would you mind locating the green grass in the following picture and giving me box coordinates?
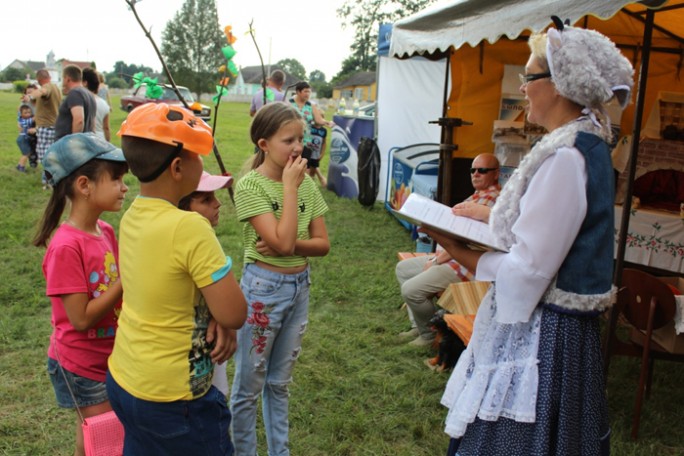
[0,90,683,455]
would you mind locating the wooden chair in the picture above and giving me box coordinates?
[604,268,681,440]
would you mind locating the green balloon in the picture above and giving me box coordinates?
[222,45,236,60]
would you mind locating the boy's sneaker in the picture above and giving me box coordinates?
[16,165,26,173]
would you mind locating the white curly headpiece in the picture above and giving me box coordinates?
[546,17,634,110]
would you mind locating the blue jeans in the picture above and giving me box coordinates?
[106,371,233,455]
[230,263,310,456]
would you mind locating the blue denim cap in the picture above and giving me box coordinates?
[43,133,126,186]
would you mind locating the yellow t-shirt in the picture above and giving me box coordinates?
[108,197,231,401]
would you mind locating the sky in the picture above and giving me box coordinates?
[1,0,355,81]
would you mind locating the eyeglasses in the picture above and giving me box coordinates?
[518,72,552,85]
[470,167,497,175]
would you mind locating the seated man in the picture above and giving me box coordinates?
[395,153,501,347]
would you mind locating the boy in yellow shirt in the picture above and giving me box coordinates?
[106,103,247,455]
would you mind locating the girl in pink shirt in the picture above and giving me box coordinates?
[33,133,128,456]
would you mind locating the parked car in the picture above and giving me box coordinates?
[120,84,212,121]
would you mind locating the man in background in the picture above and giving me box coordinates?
[395,153,501,347]
[249,69,286,116]
[27,69,62,189]
[54,65,96,140]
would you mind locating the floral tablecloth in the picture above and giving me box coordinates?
[615,205,684,274]
[614,204,684,333]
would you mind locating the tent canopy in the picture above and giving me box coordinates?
[391,0,678,58]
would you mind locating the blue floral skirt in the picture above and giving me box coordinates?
[447,304,610,456]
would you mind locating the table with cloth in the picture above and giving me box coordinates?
[614,204,684,333]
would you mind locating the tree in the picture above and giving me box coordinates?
[309,70,326,83]
[336,0,435,79]
[308,69,331,98]
[1,67,26,83]
[275,58,306,81]
[160,0,226,98]
[107,76,128,89]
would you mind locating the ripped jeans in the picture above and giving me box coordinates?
[230,263,310,456]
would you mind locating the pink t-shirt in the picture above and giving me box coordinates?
[43,220,122,382]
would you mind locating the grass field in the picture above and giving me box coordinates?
[0,90,683,455]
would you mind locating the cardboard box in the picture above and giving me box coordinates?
[631,276,684,354]
[437,281,490,315]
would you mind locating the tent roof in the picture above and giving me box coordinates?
[390,0,683,57]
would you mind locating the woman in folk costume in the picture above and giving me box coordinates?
[422,17,634,456]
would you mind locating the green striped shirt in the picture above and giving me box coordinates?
[235,170,328,268]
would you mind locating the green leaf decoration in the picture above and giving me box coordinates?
[213,85,229,103]
[227,61,239,77]
[222,45,236,60]
[144,78,163,99]
[132,72,145,88]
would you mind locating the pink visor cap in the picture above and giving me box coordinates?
[196,171,232,192]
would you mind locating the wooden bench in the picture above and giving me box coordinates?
[437,281,490,346]
[397,251,430,261]
[444,314,476,345]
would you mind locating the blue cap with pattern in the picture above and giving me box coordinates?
[43,133,126,186]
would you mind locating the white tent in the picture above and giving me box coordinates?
[375,41,447,202]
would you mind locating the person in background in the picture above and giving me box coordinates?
[55,65,97,141]
[289,81,335,187]
[33,133,128,456]
[250,69,286,117]
[107,103,246,455]
[231,102,330,455]
[395,153,500,347]
[82,68,111,142]
[27,69,62,189]
[178,171,234,396]
[15,104,37,172]
[96,71,112,111]
[423,21,634,455]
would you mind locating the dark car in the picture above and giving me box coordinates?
[120,84,212,121]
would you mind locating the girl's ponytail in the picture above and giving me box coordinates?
[252,148,266,169]
[32,180,70,247]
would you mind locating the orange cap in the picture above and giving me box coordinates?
[118,103,214,156]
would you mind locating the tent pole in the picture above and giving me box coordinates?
[603,6,655,379]
[441,51,451,119]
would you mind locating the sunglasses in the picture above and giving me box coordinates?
[518,72,552,84]
[470,167,497,175]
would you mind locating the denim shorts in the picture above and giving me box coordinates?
[47,357,108,408]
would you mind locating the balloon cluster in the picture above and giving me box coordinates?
[132,72,163,99]
[214,25,239,103]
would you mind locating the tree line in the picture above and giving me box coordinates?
[2,0,436,98]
